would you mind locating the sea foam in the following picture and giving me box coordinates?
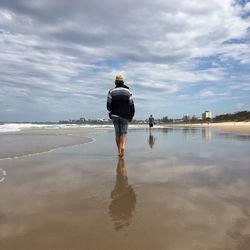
[0,123,152,133]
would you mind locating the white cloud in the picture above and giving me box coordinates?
[197,89,229,100]
[229,83,250,91]
[0,9,13,22]
[244,2,250,12]
[0,0,249,120]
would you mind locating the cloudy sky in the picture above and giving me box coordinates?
[0,0,249,121]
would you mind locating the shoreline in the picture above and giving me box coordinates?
[0,132,94,160]
[1,122,250,136]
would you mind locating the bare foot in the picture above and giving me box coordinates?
[119,147,125,158]
[118,148,121,157]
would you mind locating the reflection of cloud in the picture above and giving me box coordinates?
[129,159,250,249]
[0,156,112,239]
[127,142,250,247]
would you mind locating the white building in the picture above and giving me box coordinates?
[202,111,213,120]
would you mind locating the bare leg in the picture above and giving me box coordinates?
[119,135,127,158]
[116,136,121,155]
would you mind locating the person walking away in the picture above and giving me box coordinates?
[149,114,154,130]
[107,75,135,157]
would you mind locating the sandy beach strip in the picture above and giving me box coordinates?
[166,122,250,134]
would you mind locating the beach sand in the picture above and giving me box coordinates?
[0,126,250,250]
[165,121,250,134]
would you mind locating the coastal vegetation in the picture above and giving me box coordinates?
[159,111,250,124]
[213,111,250,122]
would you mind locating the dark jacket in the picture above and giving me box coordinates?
[107,84,135,120]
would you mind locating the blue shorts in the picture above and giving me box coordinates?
[112,116,128,136]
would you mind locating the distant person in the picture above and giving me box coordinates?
[109,157,136,231]
[149,114,154,129]
[107,75,135,158]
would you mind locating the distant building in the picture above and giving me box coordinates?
[183,114,190,122]
[202,111,213,120]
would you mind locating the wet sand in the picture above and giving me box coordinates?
[0,134,92,159]
[0,127,250,250]
[171,122,250,134]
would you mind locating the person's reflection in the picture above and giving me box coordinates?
[148,130,156,148]
[109,158,136,231]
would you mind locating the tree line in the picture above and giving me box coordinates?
[159,110,250,123]
[213,111,250,122]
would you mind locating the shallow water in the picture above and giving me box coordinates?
[0,128,250,250]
